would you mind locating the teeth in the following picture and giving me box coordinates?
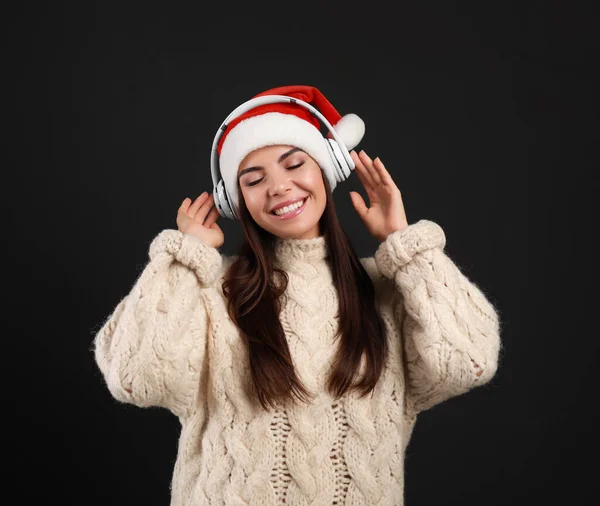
[274,199,305,216]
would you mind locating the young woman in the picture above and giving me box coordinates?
[94,85,501,506]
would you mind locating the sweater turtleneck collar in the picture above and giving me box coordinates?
[274,234,329,267]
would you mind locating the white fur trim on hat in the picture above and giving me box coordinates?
[220,112,338,217]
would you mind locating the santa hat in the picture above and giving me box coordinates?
[217,85,365,217]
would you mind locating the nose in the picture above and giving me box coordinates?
[267,171,293,197]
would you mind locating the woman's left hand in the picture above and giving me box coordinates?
[349,150,409,242]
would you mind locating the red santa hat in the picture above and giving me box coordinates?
[217,85,365,216]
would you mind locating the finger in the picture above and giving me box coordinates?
[188,192,208,218]
[203,205,219,228]
[349,191,368,218]
[351,150,376,191]
[373,157,397,189]
[193,193,214,223]
[179,197,191,213]
[177,198,191,225]
[359,150,382,186]
[176,204,190,229]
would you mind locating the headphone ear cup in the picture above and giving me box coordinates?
[325,138,353,183]
[214,179,237,220]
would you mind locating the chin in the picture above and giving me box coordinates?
[263,219,321,240]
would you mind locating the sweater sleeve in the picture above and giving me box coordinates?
[93,229,223,419]
[374,219,501,414]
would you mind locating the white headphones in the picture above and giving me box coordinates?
[210,95,356,220]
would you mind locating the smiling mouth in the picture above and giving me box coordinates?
[270,198,308,216]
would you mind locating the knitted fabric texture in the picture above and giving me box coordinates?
[93,219,501,506]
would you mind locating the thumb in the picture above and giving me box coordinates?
[349,191,368,217]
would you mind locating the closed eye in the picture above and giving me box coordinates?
[246,162,305,187]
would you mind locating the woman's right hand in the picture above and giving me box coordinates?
[176,192,225,249]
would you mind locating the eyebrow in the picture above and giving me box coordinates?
[238,147,304,180]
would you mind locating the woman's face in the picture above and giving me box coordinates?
[238,145,327,240]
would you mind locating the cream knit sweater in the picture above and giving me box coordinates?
[94,219,501,506]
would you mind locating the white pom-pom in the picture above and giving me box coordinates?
[333,113,365,150]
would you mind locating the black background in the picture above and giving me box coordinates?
[5,1,596,505]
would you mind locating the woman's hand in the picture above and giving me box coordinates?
[349,150,409,242]
[176,192,225,249]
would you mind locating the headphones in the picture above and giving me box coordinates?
[210,95,356,220]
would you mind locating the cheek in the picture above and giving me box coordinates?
[300,168,325,191]
[305,173,327,201]
[241,191,264,214]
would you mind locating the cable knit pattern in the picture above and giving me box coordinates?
[149,229,223,287]
[374,220,446,277]
[93,220,501,505]
[375,220,501,413]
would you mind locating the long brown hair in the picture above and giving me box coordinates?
[222,171,388,411]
